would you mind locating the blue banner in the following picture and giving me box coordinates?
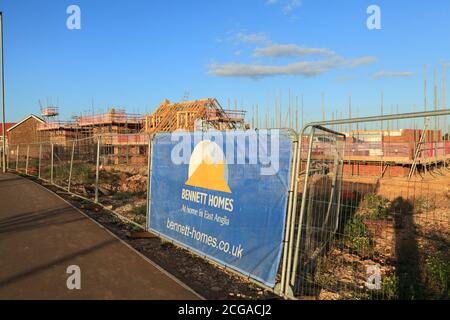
[148,130,293,287]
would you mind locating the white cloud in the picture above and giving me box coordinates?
[373,71,415,79]
[212,30,377,79]
[208,56,376,79]
[209,55,375,79]
[254,44,335,58]
[235,32,271,45]
[218,31,272,46]
[336,75,357,82]
[209,60,337,79]
[346,56,378,67]
[283,0,302,16]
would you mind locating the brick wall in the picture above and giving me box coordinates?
[344,163,409,177]
[8,117,46,145]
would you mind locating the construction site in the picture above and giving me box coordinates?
[5,93,448,179]
[1,0,450,306]
[1,87,449,300]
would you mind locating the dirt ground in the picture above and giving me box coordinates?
[311,169,450,300]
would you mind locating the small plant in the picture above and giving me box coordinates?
[369,274,399,300]
[380,274,400,300]
[132,215,146,225]
[425,254,450,298]
[361,193,389,220]
[132,204,147,217]
[130,224,142,232]
[112,191,145,200]
[109,216,122,225]
[342,216,374,258]
[414,196,436,214]
[72,163,95,184]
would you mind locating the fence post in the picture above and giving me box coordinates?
[15,145,19,172]
[278,134,299,296]
[50,143,54,184]
[94,136,100,203]
[38,144,42,179]
[285,126,316,297]
[146,134,152,231]
[25,145,30,175]
[67,141,75,192]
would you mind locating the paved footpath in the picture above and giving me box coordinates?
[0,173,201,300]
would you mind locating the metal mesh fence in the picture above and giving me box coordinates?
[3,112,449,299]
[6,134,150,230]
[97,134,149,227]
[286,114,450,300]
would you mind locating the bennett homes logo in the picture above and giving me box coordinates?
[171,130,281,176]
[185,140,231,193]
[181,139,234,217]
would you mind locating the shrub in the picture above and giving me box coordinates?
[72,163,94,184]
[369,274,400,300]
[361,193,389,220]
[425,254,450,298]
[380,274,400,300]
[132,204,147,217]
[343,216,374,258]
[414,196,436,214]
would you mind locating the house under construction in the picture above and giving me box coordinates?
[34,98,248,166]
[143,98,247,133]
[342,129,449,177]
[37,106,144,144]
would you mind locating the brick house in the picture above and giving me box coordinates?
[7,114,47,146]
[0,122,16,147]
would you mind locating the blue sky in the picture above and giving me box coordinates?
[0,0,449,123]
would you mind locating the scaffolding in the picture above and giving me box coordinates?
[143,98,247,133]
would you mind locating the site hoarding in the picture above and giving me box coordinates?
[147,130,294,287]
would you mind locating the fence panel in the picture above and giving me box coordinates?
[52,143,72,188]
[26,143,40,177]
[97,134,150,228]
[67,137,98,201]
[287,111,450,300]
[147,129,297,288]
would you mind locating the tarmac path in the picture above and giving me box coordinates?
[0,173,201,300]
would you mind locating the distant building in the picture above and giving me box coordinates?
[7,115,46,146]
[341,129,446,177]
[0,122,16,147]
